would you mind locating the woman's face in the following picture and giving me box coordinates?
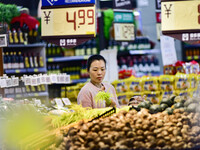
[88,60,106,84]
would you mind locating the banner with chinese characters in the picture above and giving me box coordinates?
[41,0,96,48]
[161,0,200,44]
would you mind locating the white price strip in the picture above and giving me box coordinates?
[55,98,64,108]
[114,23,135,41]
[41,6,96,36]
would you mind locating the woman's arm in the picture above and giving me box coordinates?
[77,88,93,108]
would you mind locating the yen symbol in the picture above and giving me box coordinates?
[43,11,51,24]
[164,4,172,18]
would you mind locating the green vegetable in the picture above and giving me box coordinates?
[160,98,173,107]
[95,91,113,106]
[149,104,162,114]
[138,101,150,109]
[160,103,168,111]
[174,102,184,109]
[165,107,174,115]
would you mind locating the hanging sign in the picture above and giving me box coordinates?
[114,23,135,41]
[161,0,200,44]
[113,10,135,41]
[42,0,95,7]
[113,0,132,9]
[41,0,96,48]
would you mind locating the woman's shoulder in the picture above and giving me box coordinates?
[79,82,93,93]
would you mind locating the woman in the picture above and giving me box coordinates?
[77,54,120,108]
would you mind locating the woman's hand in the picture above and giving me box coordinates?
[106,99,116,107]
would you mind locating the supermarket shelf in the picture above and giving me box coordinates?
[7,43,46,48]
[183,44,200,48]
[47,55,90,63]
[71,78,88,84]
[5,68,27,74]
[135,72,161,77]
[118,49,160,56]
[6,92,49,98]
[5,67,47,74]
[27,67,47,73]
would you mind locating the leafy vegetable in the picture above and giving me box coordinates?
[95,91,113,106]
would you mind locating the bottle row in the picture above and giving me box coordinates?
[3,51,44,70]
[185,48,200,61]
[108,38,151,51]
[46,43,64,57]
[118,55,160,79]
[47,61,89,80]
[8,25,39,45]
[5,84,46,95]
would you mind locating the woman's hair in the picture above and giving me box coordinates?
[87,54,106,71]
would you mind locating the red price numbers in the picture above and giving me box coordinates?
[66,9,94,31]
[122,25,134,39]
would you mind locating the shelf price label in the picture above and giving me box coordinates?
[42,6,95,37]
[114,23,135,41]
[161,0,200,44]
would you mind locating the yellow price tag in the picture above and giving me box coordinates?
[34,69,39,72]
[15,70,20,73]
[42,6,96,36]
[48,58,54,62]
[162,1,200,32]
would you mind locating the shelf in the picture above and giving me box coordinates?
[135,72,161,77]
[47,55,89,63]
[27,67,47,73]
[6,92,49,98]
[183,44,200,48]
[71,79,88,84]
[7,43,46,48]
[5,68,27,74]
[4,67,47,74]
[118,49,160,56]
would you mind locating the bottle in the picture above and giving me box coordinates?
[7,52,12,69]
[14,52,19,68]
[33,53,38,68]
[56,46,61,57]
[8,30,14,44]
[10,52,15,69]
[18,28,24,44]
[18,52,24,69]
[52,44,56,56]
[38,54,44,67]
[12,29,19,44]
[28,53,34,68]
[24,53,30,68]
[92,40,98,55]
[3,52,7,70]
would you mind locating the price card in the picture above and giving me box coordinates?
[114,23,135,41]
[50,74,58,83]
[64,74,71,83]
[46,75,51,84]
[0,34,7,47]
[40,75,46,84]
[36,77,41,85]
[24,76,31,85]
[41,6,96,37]
[54,98,64,108]
[31,76,38,86]
[1,79,7,88]
[62,98,71,106]
[6,79,12,87]
[12,77,19,87]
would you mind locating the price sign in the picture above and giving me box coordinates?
[114,23,135,41]
[42,6,95,36]
[161,0,200,43]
